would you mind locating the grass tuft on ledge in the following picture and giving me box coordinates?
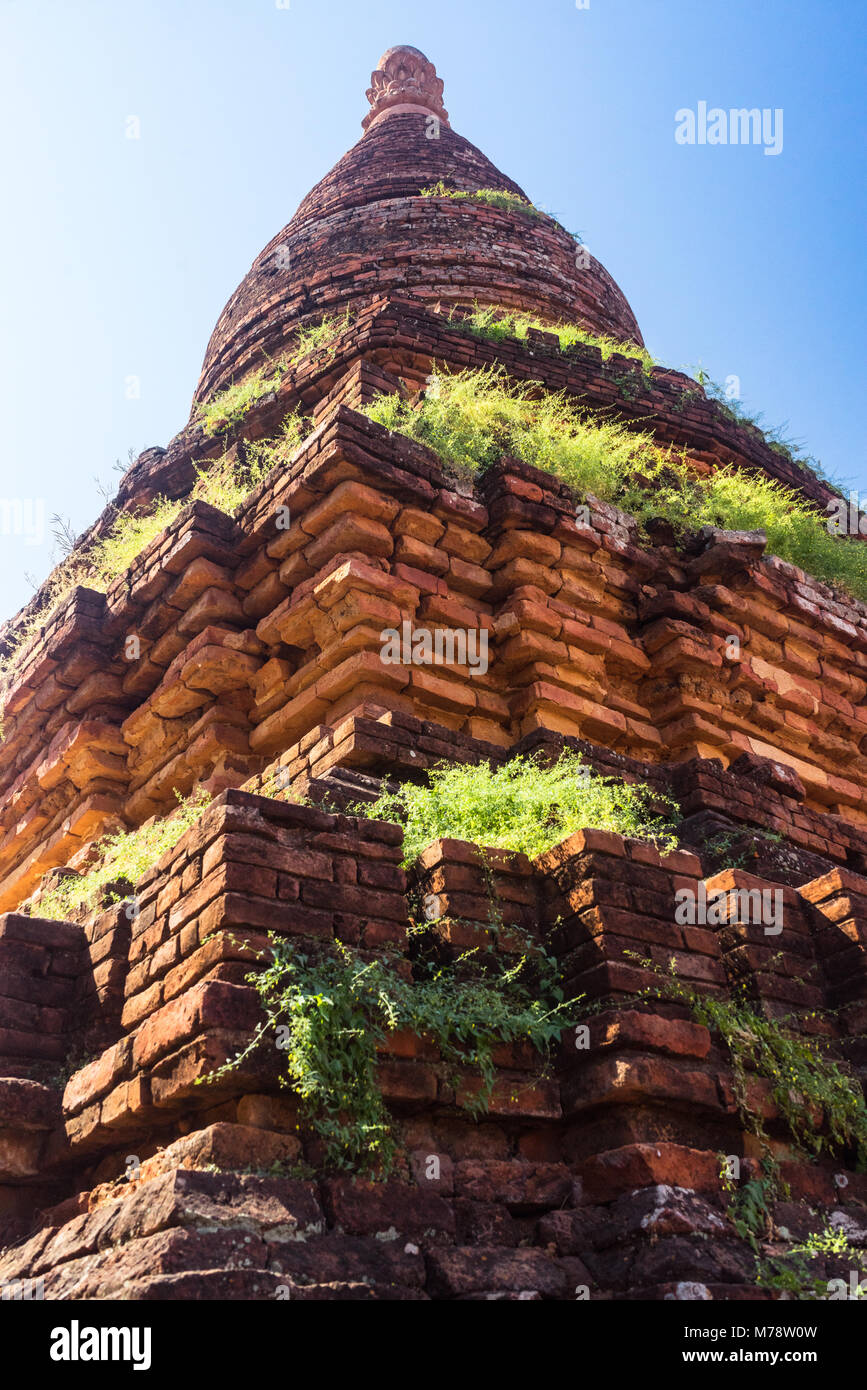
[449,304,657,377]
[0,412,308,686]
[30,790,212,922]
[420,182,546,220]
[361,367,867,602]
[196,309,353,437]
[362,363,660,492]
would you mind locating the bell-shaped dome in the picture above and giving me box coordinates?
[194,46,643,406]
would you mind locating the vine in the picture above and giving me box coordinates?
[635,955,867,1169]
[200,920,582,1178]
[635,955,867,1297]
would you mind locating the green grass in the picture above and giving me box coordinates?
[618,456,867,599]
[448,309,831,489]
[89,497,190,584]
[288,307,353,362]
[450,304,657,377]
[692,369,839,491]
[362,367,867,602]
[361,364,661,492]
[351,749,680,866]
[192,411,307,514]
[0,411,307,685]
[30,790,212,921]
[420,181,546,220]
[196,359,288,437]
[196,310,353,436]
[0,498,189,685]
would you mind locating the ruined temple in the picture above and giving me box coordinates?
[0,46,865,1302]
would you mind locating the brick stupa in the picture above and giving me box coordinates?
[0,47,865,1302]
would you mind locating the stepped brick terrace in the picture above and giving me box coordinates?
[1,46,865,1302]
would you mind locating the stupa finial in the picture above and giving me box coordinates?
[363,45,450,131]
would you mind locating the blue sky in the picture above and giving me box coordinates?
[0,0,864,619]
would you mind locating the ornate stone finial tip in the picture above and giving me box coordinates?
[363,45,449,132]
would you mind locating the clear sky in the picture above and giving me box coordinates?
[0,0,864,619]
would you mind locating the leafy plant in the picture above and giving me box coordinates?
[756,1223,867,1300]
[352,749,679,867]
[721,1163,867,1299]
[608,370,642,400]
[720,1155,777,1254]
[191,413,307,514]
[670,384,704,414]
[702,827,785,872]
[651,958,867,1297]
[201,922,580,1176]
[639,957,867,1167]
[30,789,212,921]
[47,1045,98,1092]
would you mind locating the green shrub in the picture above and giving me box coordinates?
[100,410,304,562]
[31,790,212,921]
[618,457,867,600]
[352,750,679,867]
[202,750,673,1173]
[87,497,189,585]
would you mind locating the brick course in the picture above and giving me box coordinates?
[0,46,864,1301]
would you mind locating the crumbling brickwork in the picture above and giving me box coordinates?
[1,46,865,1301]
[1,794,866,1299]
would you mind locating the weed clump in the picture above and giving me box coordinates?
[352,749,680,867]
[362,364,660,493]
[640,957,867,1168]
[451,304,657,377]
[0,411,307,684]
[362,368,867,602]
[31,790,212,922]
[420,182,546,220]
[196,309,352,437]
[203,924,580,1176]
